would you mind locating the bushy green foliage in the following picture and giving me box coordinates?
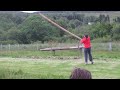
[0,11,120,44]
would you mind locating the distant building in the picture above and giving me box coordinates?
[88,22,94,25]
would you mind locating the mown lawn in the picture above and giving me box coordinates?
[0,49,120,79]
[0,57,120,79]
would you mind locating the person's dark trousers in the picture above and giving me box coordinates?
[84,47,93,63]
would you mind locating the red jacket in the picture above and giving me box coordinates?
[80,36,91,48]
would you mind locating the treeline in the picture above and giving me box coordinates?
[0,11,120,44]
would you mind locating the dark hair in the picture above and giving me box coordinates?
[85,34,88,38]
[70,68,92,79]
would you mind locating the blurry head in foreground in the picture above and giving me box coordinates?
[70,68,92,79]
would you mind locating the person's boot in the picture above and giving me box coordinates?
[85,62,88,65]
[91,61,94,64]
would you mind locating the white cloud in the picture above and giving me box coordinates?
[21,11,39,13]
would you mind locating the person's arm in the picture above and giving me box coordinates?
[80,37,85,44]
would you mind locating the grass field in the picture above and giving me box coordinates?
[0,50,120,79]
[0,42,120,79]
[0,57,120,79]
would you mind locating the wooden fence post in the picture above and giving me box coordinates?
[8,44,10,51]
[109,42,112,51]
[1,44,2,50]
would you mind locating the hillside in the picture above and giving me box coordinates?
[0,11,120,44]
[37,11,120,22]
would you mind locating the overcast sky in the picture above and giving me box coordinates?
[21,11,39,13]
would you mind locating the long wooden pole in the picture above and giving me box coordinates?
[39,13,81,40]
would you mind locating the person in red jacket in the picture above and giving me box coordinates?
[80,34,93,65]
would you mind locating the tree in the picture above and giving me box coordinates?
[111,23,120,41]
[7,27,22,44]
[19,15,60,44]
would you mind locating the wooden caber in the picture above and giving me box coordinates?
[39,13,83,56]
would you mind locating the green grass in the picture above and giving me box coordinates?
[0,50,82,59]
[0,50,120,59]
[0,44,120,79]
[0,57,120,79]
[93,51,120,59]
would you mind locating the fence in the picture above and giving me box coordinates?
[0,42,120,51]
[92,42,120,51]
